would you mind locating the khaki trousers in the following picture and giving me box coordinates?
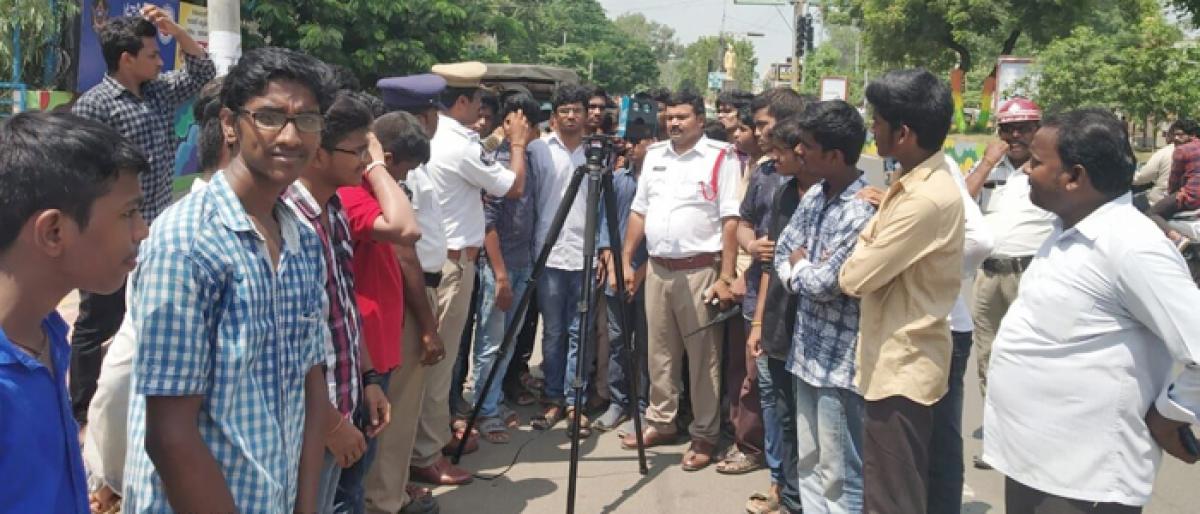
[969,268,1023,397]
[644,261,723,443]
[411,256,476,467]
[363,288,436,513]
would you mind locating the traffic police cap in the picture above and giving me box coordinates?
[431,61,488,88]
[377,74,448,111]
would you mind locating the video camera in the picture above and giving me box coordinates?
[583,134,615,170]
[616,94,658,143]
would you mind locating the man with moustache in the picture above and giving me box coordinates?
[961,98,1055,469]
[619,91,741,471]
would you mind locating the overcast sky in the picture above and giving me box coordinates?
[596,0,798,83]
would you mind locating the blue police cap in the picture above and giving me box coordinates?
[377,74,448,111]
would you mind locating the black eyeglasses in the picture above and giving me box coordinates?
[332,147,370,160]
[239,109,324,133]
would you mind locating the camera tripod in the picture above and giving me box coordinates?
[452,136,648,514]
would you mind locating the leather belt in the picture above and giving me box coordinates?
[424,272,442,288]
[447,247,480,263]
[982,256,1033,274]
[650,252,719,271]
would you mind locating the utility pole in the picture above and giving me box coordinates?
[791,0,804,90]
[207,0,242,75]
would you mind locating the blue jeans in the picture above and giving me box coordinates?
[537,268,584,404]
[604,290,648,413]
[758,355,803,513]
[471,262,532,417]
[793,379,865,514]
[927,330,973,514]
[333,371,391,514]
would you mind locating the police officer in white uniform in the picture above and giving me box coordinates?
[619,91,742,472]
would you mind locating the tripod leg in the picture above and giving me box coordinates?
[600,172,649,475]
[566,166,604,514]
[453,164,590,465]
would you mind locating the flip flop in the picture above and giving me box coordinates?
[479,416,510,444]
[530,403,565,430]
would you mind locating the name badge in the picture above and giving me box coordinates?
[651,166,667,172]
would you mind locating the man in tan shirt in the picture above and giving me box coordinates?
[839,69,965,514]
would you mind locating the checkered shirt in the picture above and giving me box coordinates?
[283,182,363,415]
[123,172,329,513]
[1171,139,1200,210]
[775,176,875,391]
[72,52,216,222]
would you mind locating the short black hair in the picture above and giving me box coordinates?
[704,120,728,142]
[1041,108,1135,198]
[321,90,375,151]
[737,106,754,128]
[750,87,807,122]
[374,111,431,164]
[479,90,500,116]
[648,87,672,104]
[589,86,609,104]
[329,64,361,91]
[717,90,753,111]
[552,84,591,110]
[221,47,335,113]
[99,16,157,73]
[865,68,953,152]
[502,92,542,126]
[439,86,478,110]
[666,90,705,118]
[794,100,867,165]
[1174,119,1200,137]
[194,79,226,173]
[0,112,149,251]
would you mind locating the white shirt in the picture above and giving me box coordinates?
[947,156,994,332]
[531,133,589,270]
[1133,143,1174,206]
[982,194,1200,506]
[405,166,448,274]
[975,156,1055,257]
[631,137,741,258]
[425,114,516,249]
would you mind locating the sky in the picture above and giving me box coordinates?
[596,0,801,84]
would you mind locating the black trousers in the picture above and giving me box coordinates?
[864,395,934,514]
[1006,478,1142,514]
[69,286,126,423]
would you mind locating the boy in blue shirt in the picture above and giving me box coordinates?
[0,111,149,512]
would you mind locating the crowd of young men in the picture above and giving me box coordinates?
[1,9,1198,514]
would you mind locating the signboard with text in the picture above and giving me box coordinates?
[819,77,849,101]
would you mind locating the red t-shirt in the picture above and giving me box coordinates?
[338,182,405,373]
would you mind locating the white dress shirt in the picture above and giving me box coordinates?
[425,113,516,249]
[630,136,742,258]
[983,194,1200,506]
[531,133,589,271]
[976,155,1055,257]
[403,166,447,274]
[947,156,994,332]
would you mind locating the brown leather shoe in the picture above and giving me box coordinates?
[681,439,716,471]
[442,431,479,456]
[410,457,473,486]
[619,426,678,450]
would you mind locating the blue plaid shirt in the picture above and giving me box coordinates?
[72,52,216,222]
[774,175,875,390]
[124,172,329,513]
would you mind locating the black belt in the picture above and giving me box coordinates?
[424,272,442,288]
[982,256,1033,274]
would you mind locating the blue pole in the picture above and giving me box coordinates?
[12,23,21,84]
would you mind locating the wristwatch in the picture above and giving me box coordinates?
[363,369,386,387]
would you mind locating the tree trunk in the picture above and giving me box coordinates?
[1000,29,1022,56]
[946,36,971,72]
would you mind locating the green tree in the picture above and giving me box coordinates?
[0,0,78,88]
[667,36,757,92]
[613,13,685,61]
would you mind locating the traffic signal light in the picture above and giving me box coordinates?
[805,15,814,53]
[795,15,807,58]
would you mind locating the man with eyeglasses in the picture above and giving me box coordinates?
[123,47,334,513]
[962,97,1056,470]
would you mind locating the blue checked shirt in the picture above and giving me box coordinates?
[124,172,329,513]
[72,52,216,222]
[774,175,875,390]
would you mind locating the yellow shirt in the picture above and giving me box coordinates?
[839,151,965,405]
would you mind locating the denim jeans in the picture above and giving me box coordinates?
[604,290,649,413]
[758,355,803,513]
[927,330,973,514]
[793,379,865,514]
[537,268,584,404]
[333,371,391,514]
[317,451,342,513]
[470,262,532,417]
